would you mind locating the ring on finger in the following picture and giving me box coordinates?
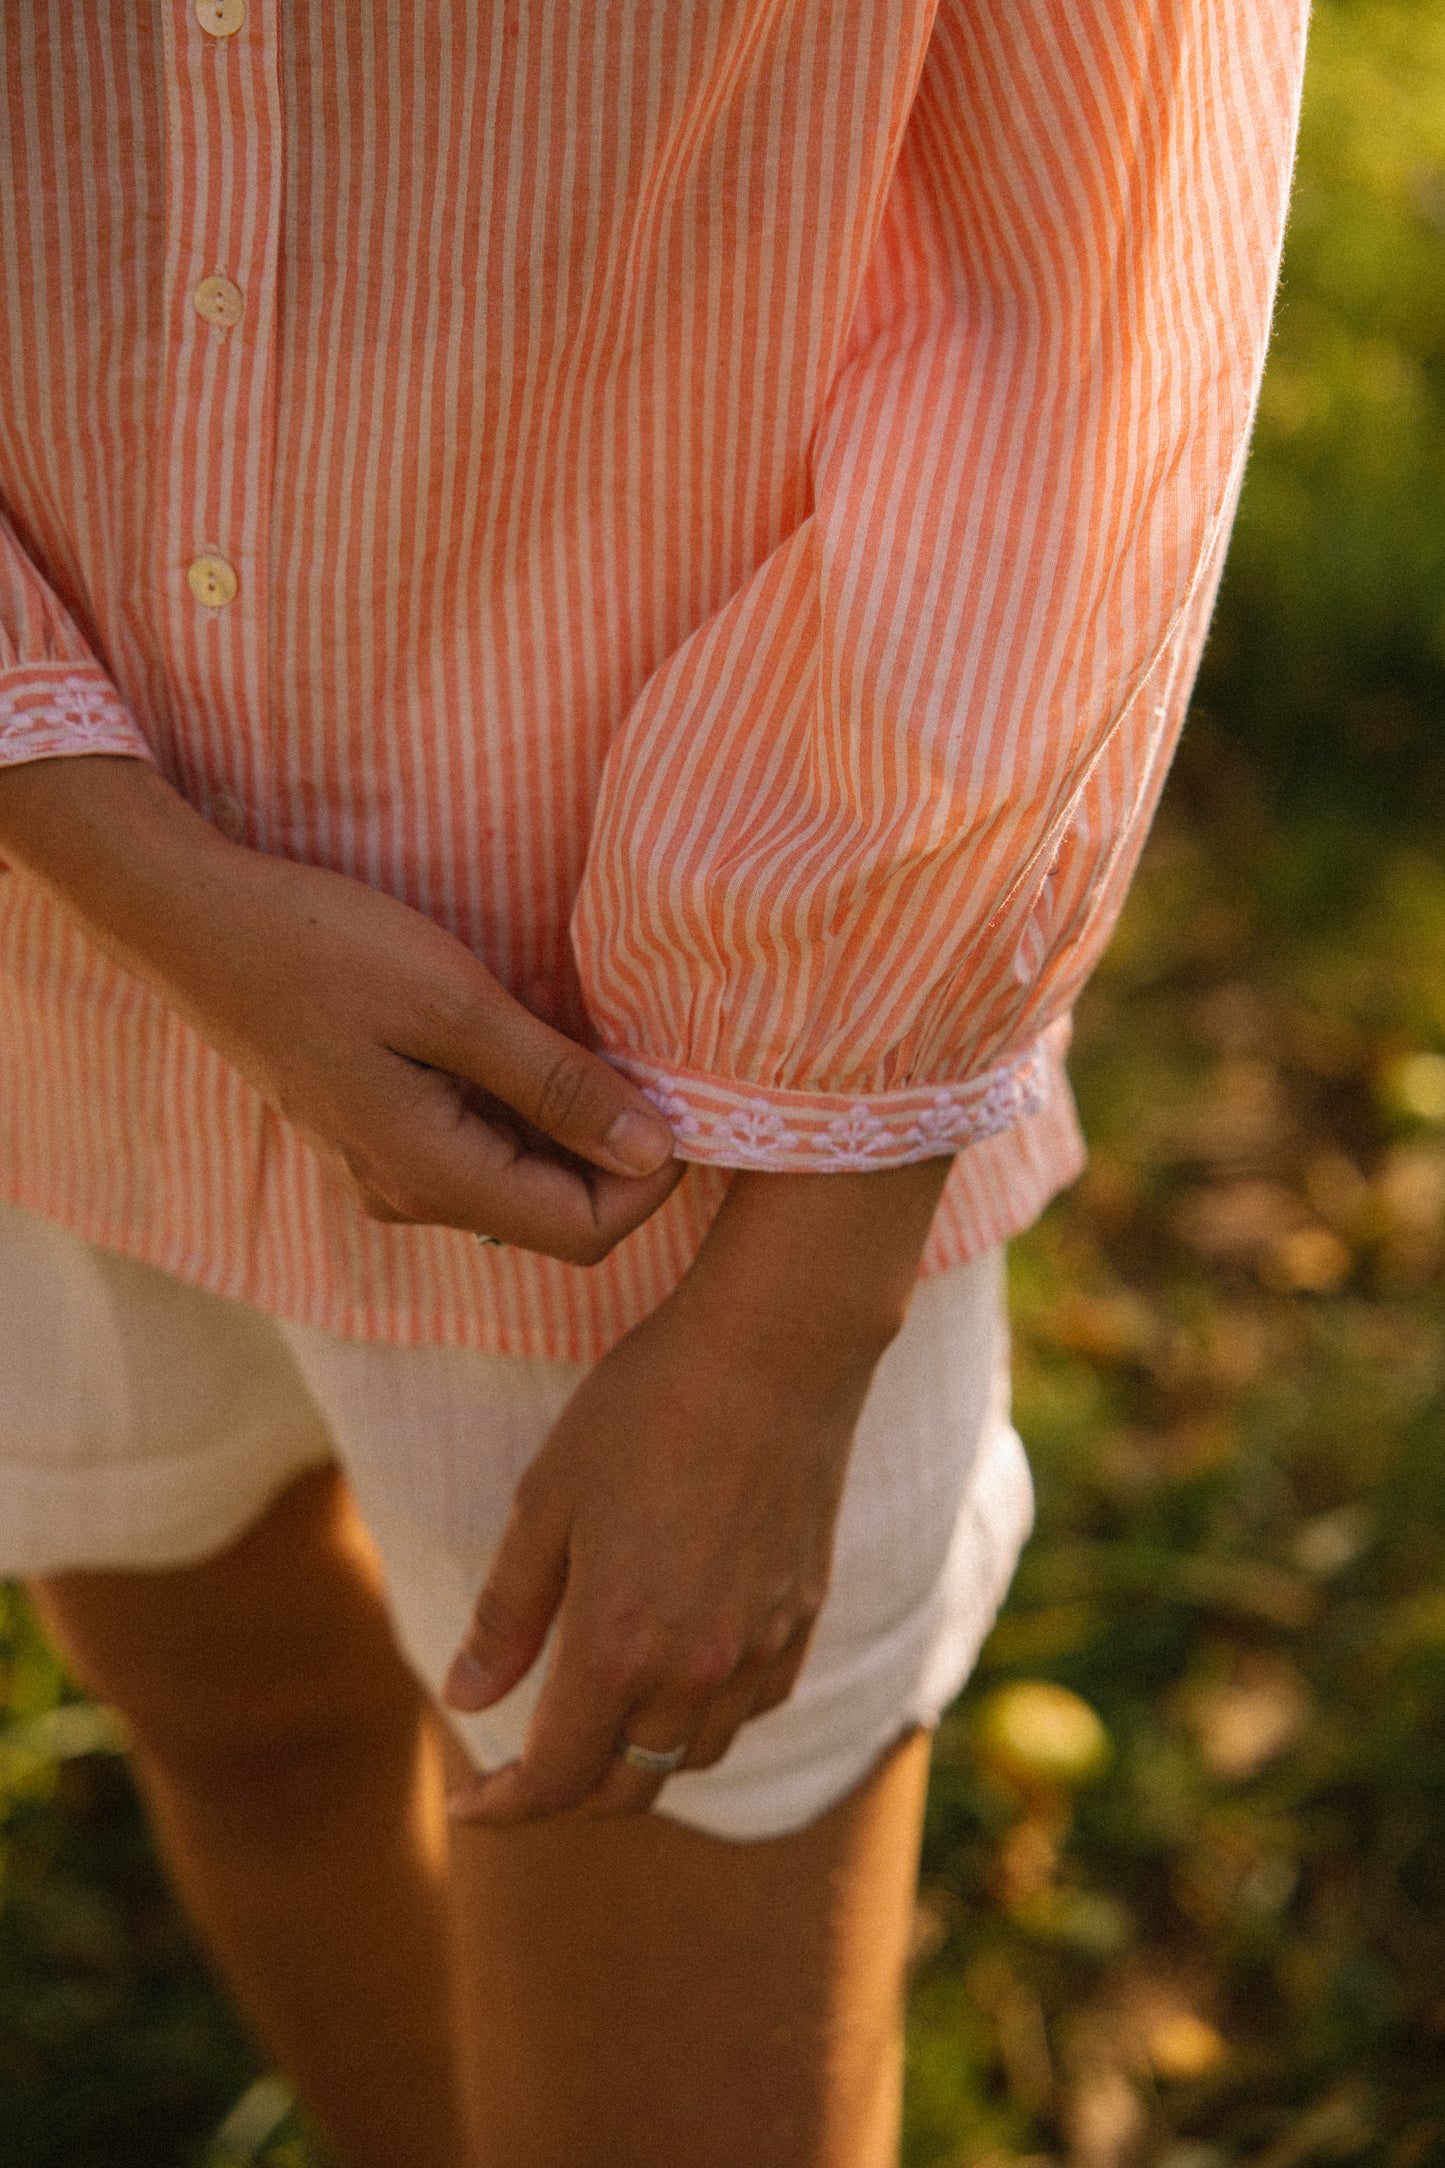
[619,1737,689,1776]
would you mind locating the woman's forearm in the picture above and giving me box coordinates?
[0,753,238,988]
[676,1157,957,1377]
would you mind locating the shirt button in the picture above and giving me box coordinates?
[187,555,239,610]
[193,275,244,331]
[207,791,248,844]
[195,0,246,34]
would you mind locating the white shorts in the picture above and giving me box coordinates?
[0,1200,1032,1840]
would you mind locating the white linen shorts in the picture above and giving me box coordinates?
[0,1198,1033,1841]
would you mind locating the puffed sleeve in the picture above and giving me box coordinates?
[0,507,153,770]
[572,0,1308,1171]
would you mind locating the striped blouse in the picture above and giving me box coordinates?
[0,1,1307,1357]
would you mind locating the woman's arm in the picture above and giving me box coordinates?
[570,0,1309,1176]
[0,754,679,1258]
[444,1153,955,1821]
[445,0,1308,1821]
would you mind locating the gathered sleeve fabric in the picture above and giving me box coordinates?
[0,510,152,770]
[572,0,1308,1174]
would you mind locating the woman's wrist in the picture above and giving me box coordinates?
[675,1156,955,1377]
[0,753,247,989]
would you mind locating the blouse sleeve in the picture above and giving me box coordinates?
[571,0,1308,1173]
[0,507,152,770]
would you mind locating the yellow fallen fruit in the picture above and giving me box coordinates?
[1146,2011,1228,2081]
[975,1680,1111,1790]
[1382,1050,1445,1125]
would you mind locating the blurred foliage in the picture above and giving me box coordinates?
[0,1588,289,2167]
[907,751,1445,2166]
[907,5,1445,2159]
[3,0,1445,2161]
[1199,0,1445,830]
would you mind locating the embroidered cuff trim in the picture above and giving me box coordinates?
[0,668,151,765]
[606,1042,1050,1171]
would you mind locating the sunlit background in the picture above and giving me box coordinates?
[4,4,1445,2162]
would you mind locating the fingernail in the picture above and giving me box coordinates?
[443,1649,496,1711]
[603,1107,672,1175]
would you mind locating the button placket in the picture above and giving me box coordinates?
[157,0,282,771]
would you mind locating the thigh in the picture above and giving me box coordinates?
[30,1464,422,1773]
[443,1724,932,2168]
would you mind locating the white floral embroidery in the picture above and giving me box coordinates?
[0,673,142,761]
[818,1104,891,1165]
[716,1104,801,1158]
[904,1090,973,1155]
[898,1059,1047,1155]
[978,1052,1047,1131]
[617,1044,1051,1171]
[640,1077,702,1143]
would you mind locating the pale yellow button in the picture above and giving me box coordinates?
[207,790,248,843]
[194,275,244,331]
[195,0,245,37]
[187,555,239,610]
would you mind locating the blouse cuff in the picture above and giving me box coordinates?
[0,664,154,768]
[604,1042,1052,1173]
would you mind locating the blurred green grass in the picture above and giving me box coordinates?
[4,2,1445,2161]
[908,749,1445,2166]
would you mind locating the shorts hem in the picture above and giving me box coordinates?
[0,1427,335,1578]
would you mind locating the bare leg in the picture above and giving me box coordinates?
[444,1725,932,2168]
[29,1465,467,2168]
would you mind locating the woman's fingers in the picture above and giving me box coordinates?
[553,1629,815,1819]
[421,1129,681,1261]
[572,1712,729,1819]
[418,971,674,1181]
[737,1620,818,1723]
[570,1685,722,1816]
[610,1619,815,1799]
[348,1053,684,1261]
[442,1490,569,1717]
[449,1600,821,1827]
[447,1599,685,1825]
[201,865,681,1256]
[447,1569,765,1826]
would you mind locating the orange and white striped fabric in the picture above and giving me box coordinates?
[0,1,1308,1357]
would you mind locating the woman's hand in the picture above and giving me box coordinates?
[0,756,680,1261]
[443,1157,955,1819]
[442,1286,868,1819]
